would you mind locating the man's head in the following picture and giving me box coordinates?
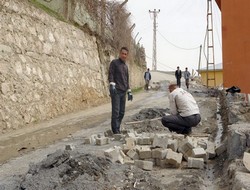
[168,82,178,92]
[147,68,150,71]
[177,66,180,70]
[119,47,129,62]
[185,67,188,70]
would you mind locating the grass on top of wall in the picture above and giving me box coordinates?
[28,0,66,22]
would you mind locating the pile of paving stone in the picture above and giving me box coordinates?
[83,129,227,171]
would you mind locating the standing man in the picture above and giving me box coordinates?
[161,82,201,135]
[144,68,151,90]
[183,67,191,89]
[108,47,133,134]
[175,66,182,87]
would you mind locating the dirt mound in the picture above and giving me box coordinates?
[132,108,168,121]
[127,108,169,134]
[19,150,164,190]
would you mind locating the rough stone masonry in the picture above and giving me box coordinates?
[0,0,145,133]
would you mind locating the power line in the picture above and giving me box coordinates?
[157,30,201,50]
[146,55,175,71]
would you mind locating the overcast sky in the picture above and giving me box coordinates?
[125,0,222,74]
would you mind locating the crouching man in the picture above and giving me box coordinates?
[161,82,201,134]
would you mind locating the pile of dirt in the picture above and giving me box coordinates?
[18,150,165,190]
[128,108,169,134]
[131,108,168,121]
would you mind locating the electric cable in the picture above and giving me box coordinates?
[157,30,201,50]
[146,55,175,71]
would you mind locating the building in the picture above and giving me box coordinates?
[215,0,250,93]
[198,63,223,87]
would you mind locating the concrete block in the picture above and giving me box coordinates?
[137,137,152,145]
[215,142,227,156]
[188,157,204,169]
[134,160,153,171]
[96,137,110,146]
[167,139,178,152]
[178,136,194,160]
[125,137,136,149]
[166,149,183,168]
[227,124,249,160]
[243,152,250,172]
[152,148,167,159]
[192,148,207,160]
[172,134,185,141]
[126,149,139,160]
[206,141,216,159]
[124,158,134,165]
[83,137,91,144]
[145,158,156,166]
[104,146,124,163]
[137,146,152,159]
[91,134,98,144]
[152,135,168,148]
[155,158,167,168]
[122,144,131,154]
[178,136,194,153]
[197,140,207,149]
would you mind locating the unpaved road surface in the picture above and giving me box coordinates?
[0,72,227,190]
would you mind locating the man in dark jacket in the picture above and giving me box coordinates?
[175,66,182,87]
[108,47,133,134]
[144,68,151,90]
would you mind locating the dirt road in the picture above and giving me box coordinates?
[0,72,227,190]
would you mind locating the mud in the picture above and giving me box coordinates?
[18,150,164,190]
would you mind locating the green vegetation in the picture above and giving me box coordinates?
[28,0,66,22]
[132,86,144,94]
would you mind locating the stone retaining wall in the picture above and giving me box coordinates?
[0,0,145,133]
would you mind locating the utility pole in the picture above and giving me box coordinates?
[149,9,160,71]
[198,45,202,75]
[206,0,216,87]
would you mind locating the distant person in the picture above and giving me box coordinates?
[108,47,133,134]
[144,68,151,90]
[175,66,182,87]
[183,67,191,89]
[161,82,201,135]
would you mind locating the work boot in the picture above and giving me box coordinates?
[182,127,192,135]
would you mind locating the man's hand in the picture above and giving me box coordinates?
[127,89,133,101]
[109,82,116,96]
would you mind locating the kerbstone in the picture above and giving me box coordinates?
[188,157,204,169]
[134,160,153,171]
[166,149,183,168]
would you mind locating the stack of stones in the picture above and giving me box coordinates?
[83,129,226,171]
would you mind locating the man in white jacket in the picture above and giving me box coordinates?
[161,83,201,134]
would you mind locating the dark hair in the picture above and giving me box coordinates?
[120,47,129,52]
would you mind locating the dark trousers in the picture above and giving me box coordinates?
[111,90,126,134]
[185,79,189,89]
[161,114,201,134]
[176,78,181,87]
